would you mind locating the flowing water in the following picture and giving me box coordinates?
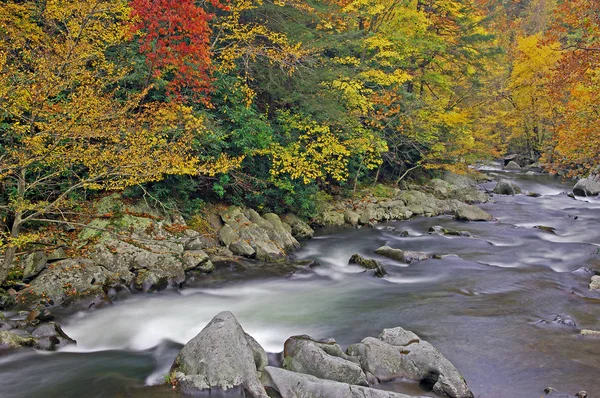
[1,168,599,398]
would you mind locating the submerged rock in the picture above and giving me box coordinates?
[347,327,473,398]
[348,254,387,277]
[375,246,429,264]
[283,335,368,386]
[493,179,522,195]
[262,366,415,398]
[171,311,269,397]
[551,315,576,327]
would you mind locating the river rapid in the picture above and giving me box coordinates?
[1,168,599,398]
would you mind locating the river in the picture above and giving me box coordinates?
[1,168,599,398]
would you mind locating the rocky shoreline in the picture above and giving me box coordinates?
[1,172,495,314]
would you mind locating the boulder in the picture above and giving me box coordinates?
[0,330,35,348]
[348,254,387,277]
[581,330,600,337]
[262,366,416,398]
[172,312,269,397]
[184,235,217,251]
[47,248,68,263]
[229,240,256,258]
[18,259,112,306]
[375,246,429,264]
[181,250,214,272]
[573,177,600,197]
[282,214,314,240]
[347,327,473,398]
[21,251,48,279]
[454,205,494,222]
[493,179,522,195]
[32,322,76,351]
[344,210,361,226]
[263,213,301,252]
[219,224,240,246]
[91,239,186,292]
[589,275,600,291]
[283,335,368,386]
[504,161,521,170]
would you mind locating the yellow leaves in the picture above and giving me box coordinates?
[266,114,351,184]
[213,0,307,76]
[199,154,246,177]
[0,0,203,194]
[359,69,412,87]
[328,78,373,115]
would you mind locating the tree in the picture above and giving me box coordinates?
[542,0,600,174]
[0,0,220,284]
[129,0,228,103]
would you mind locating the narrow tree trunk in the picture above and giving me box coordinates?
[1,169,25,286]
[0,213,21,286]
[353,163,363,193]
[373,165,381,185]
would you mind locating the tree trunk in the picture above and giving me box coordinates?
[0,213,21,286]
[373,165,381,185]
[353,163,363,193]
[1,169,25,286]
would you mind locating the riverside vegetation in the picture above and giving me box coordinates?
[1,1,600,397]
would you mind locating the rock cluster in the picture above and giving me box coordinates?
[315,173,491,228]
[16,195,314,309]
[0,308,75,351]
[171,312,474,398]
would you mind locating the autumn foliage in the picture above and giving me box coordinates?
[130,0,228,102]
[2,0,600,284]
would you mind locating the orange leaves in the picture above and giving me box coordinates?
[130,0,229,103]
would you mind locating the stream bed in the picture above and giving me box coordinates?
[1,169,599,398]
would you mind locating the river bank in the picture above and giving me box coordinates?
[1,166,600,397]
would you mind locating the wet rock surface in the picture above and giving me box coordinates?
[172,312,470,398]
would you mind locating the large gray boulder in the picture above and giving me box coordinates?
[172,311,269,397]
[282,214,314,240]
[375,246,429,264]
[283,335,368,386]
[573,177,600,197]
[181,250,214,273]
[262,213,301,252]
[454,205,494,222]
[493,179,522,195]
[262,366,417,398]
[91,239,186,292]
[347,327,473,398]
[18,259,112,306]
[21,251,48,279]
[219,207,300,262]
[504,161,521,170]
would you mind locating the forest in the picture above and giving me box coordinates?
[0,0,599,279]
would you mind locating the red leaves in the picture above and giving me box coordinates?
[130,0,228,103]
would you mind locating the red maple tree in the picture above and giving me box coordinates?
[130,0,228,102]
